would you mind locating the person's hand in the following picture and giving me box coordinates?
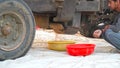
[102,25,110,32]
[93,29,102,38]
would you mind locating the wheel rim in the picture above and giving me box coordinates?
[0,12,26,51]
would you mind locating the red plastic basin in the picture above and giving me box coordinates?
[66,44,95,56]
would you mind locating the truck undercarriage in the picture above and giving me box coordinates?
[25,0,115,37]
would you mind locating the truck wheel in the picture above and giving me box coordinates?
[0,0,35,60]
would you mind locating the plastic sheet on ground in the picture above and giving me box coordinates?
[0,29,120,68]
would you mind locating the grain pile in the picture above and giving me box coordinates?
[33,29,88,47]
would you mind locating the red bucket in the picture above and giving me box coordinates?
[66,44,95,56]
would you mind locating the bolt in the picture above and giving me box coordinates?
[12,37,16,41]
[4,42,8,46]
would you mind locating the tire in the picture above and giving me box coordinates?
[0,0,35,60]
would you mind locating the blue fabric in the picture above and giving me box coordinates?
[103,29,120,50]
[110,14,120,32]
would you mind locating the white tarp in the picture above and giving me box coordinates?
[0,29,120,68]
